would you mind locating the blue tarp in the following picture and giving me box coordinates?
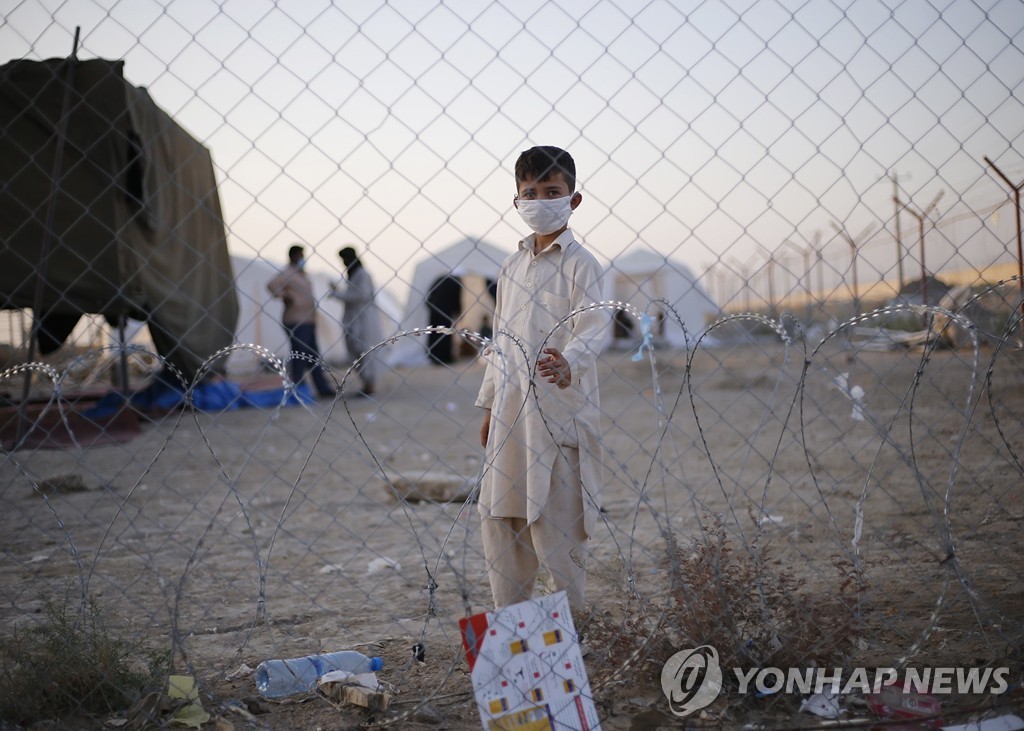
[85,378,316,418]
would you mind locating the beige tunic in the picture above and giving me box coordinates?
[329,266,383,383]
[267,264,316,326]
[475,229,606,537]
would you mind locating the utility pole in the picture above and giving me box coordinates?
[889,171,911,288]
[761,249,777,317]
[728,257,751,312]
[703,261,725,312]
[813,230,823,306]
[741,262,750,312]
[806,230,824,322]
[898,190,944,318]
[983,156,1024,336]
[831,221,876,318]
[781,239,812,321]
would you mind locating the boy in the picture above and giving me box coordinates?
[476,146,606,609]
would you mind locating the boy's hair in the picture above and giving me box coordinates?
[515,146,576,191]
[288,244,304,263]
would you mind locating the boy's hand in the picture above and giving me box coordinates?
[480,408,491,448]
[538,347,571,389]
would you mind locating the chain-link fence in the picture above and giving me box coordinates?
[2,1,1023,729]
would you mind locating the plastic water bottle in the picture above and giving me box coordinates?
[254,651,384,698]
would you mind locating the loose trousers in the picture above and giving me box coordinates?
[284,322,334,397]
[481,447,587,608]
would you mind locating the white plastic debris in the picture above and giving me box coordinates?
[849,384,866,421]
[224,663,254,681]
[319,670,381,690]
[367,556,401,574]
[833,372,867,422]
[799,690,842,719]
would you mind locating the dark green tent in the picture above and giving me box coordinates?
[0,57,238,381]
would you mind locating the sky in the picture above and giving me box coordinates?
[3,0,1023,304]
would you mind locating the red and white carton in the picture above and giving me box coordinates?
[866,680,943,728]
[459,591,601,731]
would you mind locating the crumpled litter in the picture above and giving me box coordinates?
[224,663,253,681]
[167,675,210,728]
[833,372,867,422]
[319,670,381,690]
[367,556,401,574]
[799,690,842,719]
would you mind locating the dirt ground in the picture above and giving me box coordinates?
[1,335,1022,729]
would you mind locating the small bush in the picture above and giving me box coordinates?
[661,515,859,673]
[558,515,861,718]
[0,593,168,725]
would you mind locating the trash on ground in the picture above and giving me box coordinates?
[866,681,942,727]
[799,690,843,718]
[255,651,383,698]
[167,675,211,728]
[459,591,600,731]
[367,556,401,574]
[320,670,391,712]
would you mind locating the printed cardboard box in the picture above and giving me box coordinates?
[459,591,601,731]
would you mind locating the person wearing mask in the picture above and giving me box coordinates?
[267,244,335,399]
[476,146,606,610]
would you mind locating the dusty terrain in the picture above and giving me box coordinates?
[2,333,1022,729]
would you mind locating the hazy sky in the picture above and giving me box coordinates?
[3,0,1023,299]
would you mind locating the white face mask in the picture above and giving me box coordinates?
[516,195,574,235]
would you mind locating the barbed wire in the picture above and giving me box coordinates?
[3,2,1024,726]
[2,296,1021,727]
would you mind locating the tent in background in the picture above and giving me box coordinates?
[605,247,717,349]
[391,238,508,366]
[0,57,238,381]
[229,255,402,376]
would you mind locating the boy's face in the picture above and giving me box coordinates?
[514,172,581,209]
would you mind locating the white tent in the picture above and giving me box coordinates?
[228,255,402,376]
[604,247,717,349]
[390,238,509,366]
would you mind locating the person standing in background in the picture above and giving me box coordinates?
[267,244,335,399]
[426,271,464,365]
[330,246,382,397]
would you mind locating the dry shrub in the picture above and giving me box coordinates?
[577,602,671,692]
[578,514,860,713]
[572,556,673,693]
[0,593,168,726]
[660,515,859,673]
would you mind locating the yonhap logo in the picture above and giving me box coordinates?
[658,652,1011,716]
[661,645,723,716]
